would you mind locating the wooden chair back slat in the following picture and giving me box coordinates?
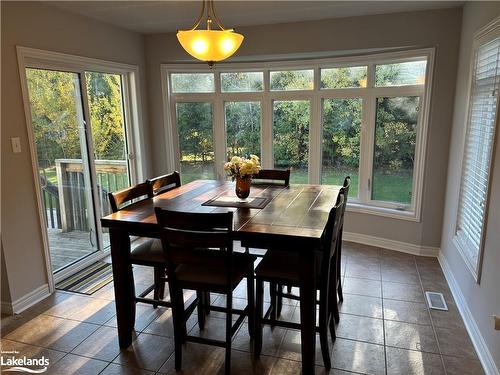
[155,208,234,268]
[108,182,151,213]
[253,169,290,186]
[147,171,181,196]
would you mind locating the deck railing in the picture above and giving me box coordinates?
[40,159,128,232]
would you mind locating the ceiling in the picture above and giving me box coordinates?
[47,1,463,35]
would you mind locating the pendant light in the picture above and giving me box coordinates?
[177,0,244,67]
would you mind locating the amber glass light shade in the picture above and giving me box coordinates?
[177,29,244,64]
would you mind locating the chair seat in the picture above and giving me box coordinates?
[255,250,322,283]
[130,238,166,265]
[175,252,256,288]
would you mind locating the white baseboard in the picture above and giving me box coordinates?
[438,252,499,375]
[344,231,440,257]
[1,284,51,315]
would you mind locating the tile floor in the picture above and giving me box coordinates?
[0,242,484,375]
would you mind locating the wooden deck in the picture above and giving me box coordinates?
[47,228,97,272]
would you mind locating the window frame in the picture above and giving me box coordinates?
[453,18,500,283]
[161,48,434,221]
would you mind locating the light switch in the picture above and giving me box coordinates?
[11,137,21,154]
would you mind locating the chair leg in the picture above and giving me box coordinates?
[319,327,331,369]
[277,284,283,317]
[319,292,331,369]
[196,290,206,330]
[152,267,162,308]
[269,281,277,327]
[171,285,184,371]
[225,290,232,375]
[337,231,344,303]
[329,317,337,343]
[246,272,255,338]
[204,292,211,315]
[254,278,264,359]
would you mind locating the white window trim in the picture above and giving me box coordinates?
[16,46,146,291]
[161,48,435,222]
[453,17,500,283]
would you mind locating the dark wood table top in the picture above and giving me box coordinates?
[101,180,341,247]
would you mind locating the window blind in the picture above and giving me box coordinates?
[456,35,500,271]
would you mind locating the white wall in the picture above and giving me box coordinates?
[1,1,150,305]
[440,2,500,373]
[144,7,462,250]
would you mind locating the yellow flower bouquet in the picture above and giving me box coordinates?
[223,155,261,180]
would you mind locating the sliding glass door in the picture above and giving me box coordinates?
[25,67,132,275]
[26,68,99,273]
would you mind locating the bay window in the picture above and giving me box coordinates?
[163,49,433,220]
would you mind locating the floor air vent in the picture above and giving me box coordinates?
[425,291,448,311]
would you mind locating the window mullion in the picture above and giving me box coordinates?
[309,91,321,184]
[358,65,376,203]
[213,71,225,180]
[262,70,273,169]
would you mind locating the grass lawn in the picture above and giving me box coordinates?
[180,162,412,204]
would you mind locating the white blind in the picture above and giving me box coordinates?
[456,35,500,270]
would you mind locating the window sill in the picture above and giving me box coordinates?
[347,202,419,222]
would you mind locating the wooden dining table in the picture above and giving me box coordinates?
[101,179,341,374]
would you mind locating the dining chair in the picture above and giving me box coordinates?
[147,171,181,196]
[108,183,169,309]
[336,176,350,307]
[155,209,256,375]
[275,176,351,319]
[252,168,290,186]
[253,192,346,369]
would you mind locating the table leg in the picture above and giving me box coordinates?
[299,250,316,374]
[109,228,136,348]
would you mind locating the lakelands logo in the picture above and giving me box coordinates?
[1,350,49,373]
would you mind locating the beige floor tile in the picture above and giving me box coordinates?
[336,314,384,345]
[92,282,116,301]
[142,307,197,338]
[0,339,66,370]
[386,347,445,375]
[114,332,174,372]
[276,330,332,367]
[382,281,425,303]
[383,299,431,325]
[381,269,420,285]
[71,325,123,361]
[345,263,381,280]
[104,304,165,332]
[330,338,385,375]
[342,277,382,298]
[385,320,439,353]
[429,301,466,331]
[158,342,225,374]
[339,294,383,318]
[381,260,418,275]
[46,353,108,375]
[442,355,485,375]
[5,314,99,352]
[223,350,275,375]
[435,326,478,359]
[233,323,286,356]
[39,293,116,324]
[189,316,233,341]
[101,363,155,374]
